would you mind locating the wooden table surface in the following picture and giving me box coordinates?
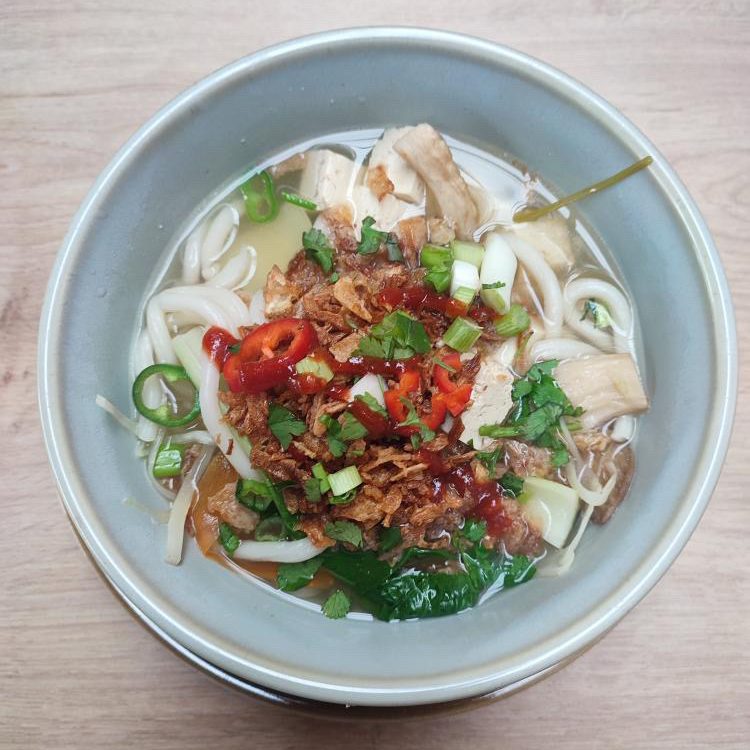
[2,2,748,747]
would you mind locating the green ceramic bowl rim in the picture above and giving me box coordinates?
[38,27,737,706]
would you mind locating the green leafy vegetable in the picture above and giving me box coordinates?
[378,526,402,553]
[319,413,366,457]
[302,228,335,273]
[499,471,524,497]
[322,590,351,619]
[324,520,363,548]
[268,403,306,450]
[218,522,240,557]
[329,271,340,284]
[277,558,323,592]
[356,216,388,255]
[355,393,388,418]
[457,519,487,545]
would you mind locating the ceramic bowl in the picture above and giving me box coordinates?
[38,28,736,708]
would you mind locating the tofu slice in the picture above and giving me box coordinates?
[298,149,355,210]
[460,349,514,449]
[368,127,425,204]
[351,185,408,231]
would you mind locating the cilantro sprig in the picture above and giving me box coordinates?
[319,412,367,457]
[356,310,431,360]
[479,361,582,467]
[268,403,306,450]
[302,228,335,273]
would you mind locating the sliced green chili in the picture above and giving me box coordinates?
[279,190,317,211]
[240,170,279,223]
[512,156,653,223]
[132,364,201,428]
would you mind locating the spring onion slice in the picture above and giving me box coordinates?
[153,443,186,478]
[452,286,477,306]
[420,244,453,269]
[443,317,482,352]
[451,240,484,268]
[327,466,362,496]
[494,304,531,337]
[513,156,653,223]
[280,190,317,211]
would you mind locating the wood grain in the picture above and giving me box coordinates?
[1,2,748,747]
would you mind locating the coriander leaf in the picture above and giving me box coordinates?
[379,526,402,553]
[499,471,524,497]
[410,433,421,450]
[325,520,363,547]
[339,411,368,442]
[302,228,335,273]
[482,281,505,290]
[268,404,306,450]
[303,477,322,503]
[356,216,387,255]
[218,522,240,557]
[355,335,387,359]
[319,414,347,457]
[329,272,340,284]
[502,554,536,586]
[550,447,569,467]
[355,393,388,418]
[277,558,323,592]
[397,397,435,442]
[526,360,558,380]
[322,589,351,619]
[475,447,502,476]
[458,518,487,544]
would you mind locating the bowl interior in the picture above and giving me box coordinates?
[40,29,735,706]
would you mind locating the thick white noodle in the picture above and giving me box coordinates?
[204,245,257,291]
[200,204,240,280]
[248,289,267,325]
[563,277,632,353]
[147,286,249,363]
[165,445,214,565]
[182,221,206,285]
[530,337,600,363]
[199,352,261,480]
[505,235,563,337]
[233,537,323,563]
[133,329,160,443]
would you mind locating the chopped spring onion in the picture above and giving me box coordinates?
[279,190,317,211]
[327,465,363,497]
[450,259,480,300]
[452,285,477,306]
[519,477,579,549]
[153,443,186,479]
[494,304,531,337]
[512,155,654,223]
[443,317,483,352]
[424,265,451,294]
[479,233,517,313]
[240,170,279,223]
[451,240,485,268]
[254,516,287,541]
[420,243,453,269]
[295,356,334,383]
[132,364,201,428]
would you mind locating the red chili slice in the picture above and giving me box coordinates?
[220,318,317,394]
